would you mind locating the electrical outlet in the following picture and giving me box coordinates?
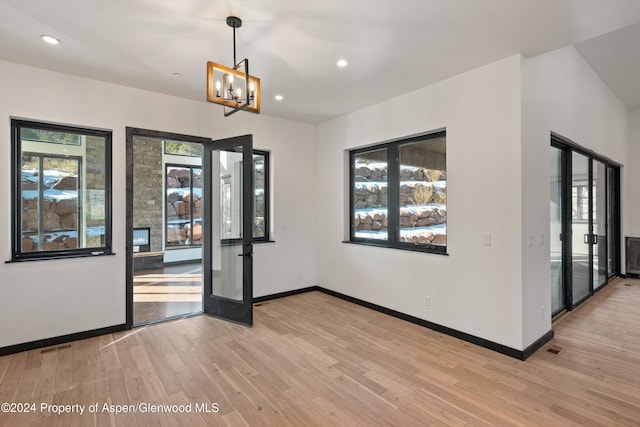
[425,295,431,306]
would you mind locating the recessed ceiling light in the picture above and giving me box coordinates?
[40,35,60,45]
[336,59,348,68]
[274,94,284,101]
[172,72,183,78]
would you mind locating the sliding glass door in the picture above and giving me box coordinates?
[592,160,607,291]
[550,146,565,315]
[571,152,591,305]
[550,137,620,315]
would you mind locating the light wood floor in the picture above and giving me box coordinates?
[1,278,639,426]
[133,263,202,325]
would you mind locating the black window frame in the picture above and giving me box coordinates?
[349,130,447,255]
[11,119,113,261]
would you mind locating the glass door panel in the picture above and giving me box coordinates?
[593,160,607,290]
[607,166,618,279]
[202,135,253,325]
[550,137,620,316]
[571,152,591,305]
[550,146,565,314]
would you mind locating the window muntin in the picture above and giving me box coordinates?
[12,120,112,260]
[350,131,446,253]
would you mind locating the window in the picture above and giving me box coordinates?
[350,131,446,253]
[165,165,203,247]
[164,140,203,157]
[253,151,269,241]
[164,143,270,248]
[219,150,271,242]
[12,120,112,260]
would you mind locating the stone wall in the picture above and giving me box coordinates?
[21,183,80,251]
[133,136,164,252]
[354,163,447,244]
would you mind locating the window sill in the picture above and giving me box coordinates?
[7,251,116,263]
[342,240,448,255]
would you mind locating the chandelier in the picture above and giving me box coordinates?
[207,16,261,116]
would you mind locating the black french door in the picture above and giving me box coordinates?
[202,134,254,325]
[550,137,620,316]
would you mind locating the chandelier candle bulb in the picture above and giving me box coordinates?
[215,80,221,97]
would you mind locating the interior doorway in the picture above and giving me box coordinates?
[127,130,208,325]
[125,128,255,328]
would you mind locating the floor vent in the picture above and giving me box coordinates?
[623,283,637,287]
[546,346,563,355]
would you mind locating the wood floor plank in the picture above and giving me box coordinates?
[1,277,639,426]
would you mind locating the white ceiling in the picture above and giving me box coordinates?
[1,0,640,123]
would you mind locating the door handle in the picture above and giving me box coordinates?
[583,234,599,245]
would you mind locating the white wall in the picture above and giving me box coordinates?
[0,60,317,348]
[1,47,632,353]
[627,108,640,239]
[522,46,630,347]
[316,56,525,350]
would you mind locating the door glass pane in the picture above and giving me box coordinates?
[212,148,244,301]
[550,147,564,313]
[191,168,203,245]
[607,167,617,278]
[593,161,607,289]
[572,152,590,304]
